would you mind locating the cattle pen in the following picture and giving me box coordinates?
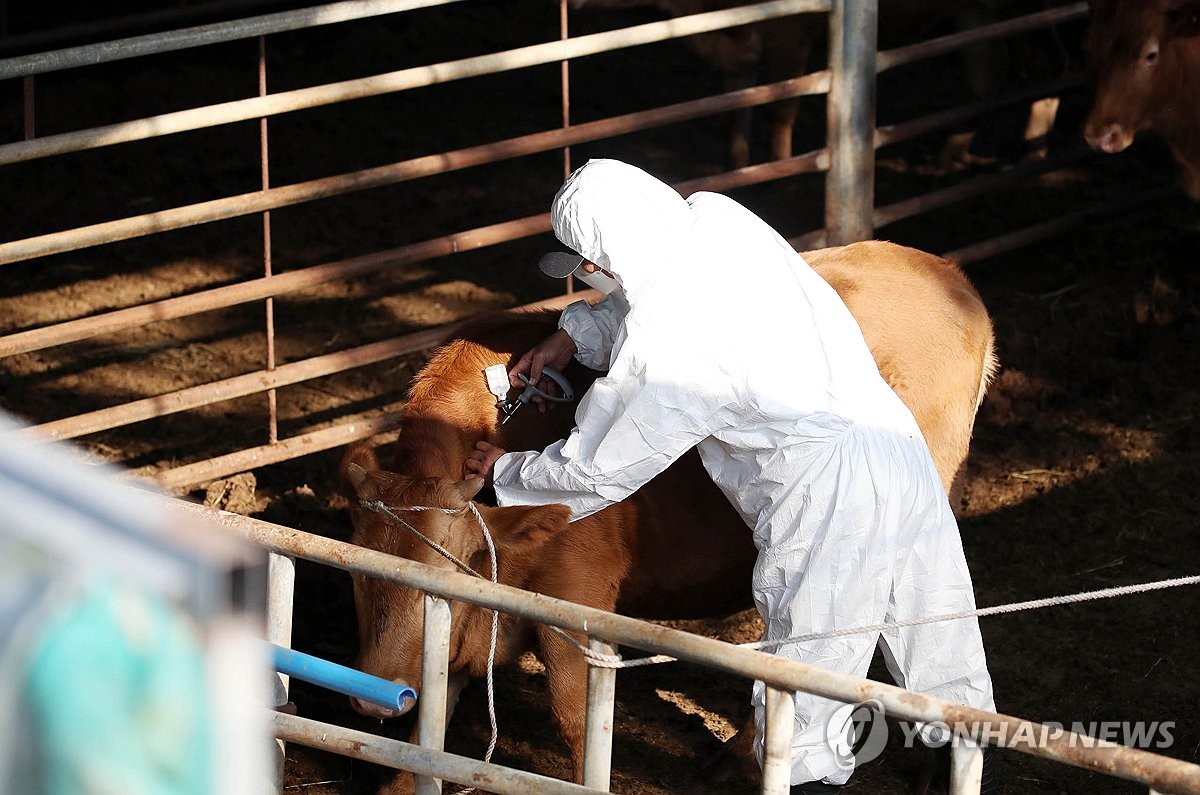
[2,1,1199,794]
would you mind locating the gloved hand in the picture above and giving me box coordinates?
[509,329,577,409]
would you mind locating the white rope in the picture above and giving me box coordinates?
[583,573,1200,669]
[359,499,501,786]
[362,499,1200,683]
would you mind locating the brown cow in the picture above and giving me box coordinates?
[1083,0,1200,199]
[340,240,996,792]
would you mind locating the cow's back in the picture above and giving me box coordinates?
[805,241,997,501]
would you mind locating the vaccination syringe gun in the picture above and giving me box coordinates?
[485,363,575,425]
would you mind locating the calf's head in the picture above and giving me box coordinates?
[338,443,570,719]
[1083,0,1200,154]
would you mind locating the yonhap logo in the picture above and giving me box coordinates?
[824,699,889,770]
[823,701,1177,768]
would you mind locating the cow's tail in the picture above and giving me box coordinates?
[974,337,1000,416]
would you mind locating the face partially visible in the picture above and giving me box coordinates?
[580,260,616,280]
[573,259,622,295]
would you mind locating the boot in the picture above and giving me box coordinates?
[979,746,997,795]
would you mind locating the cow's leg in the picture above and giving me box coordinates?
[1174,149,1200,201]
[711,710,763,783]
[724,71,757,170]
[538,626,592,781]
[761,18,816,163]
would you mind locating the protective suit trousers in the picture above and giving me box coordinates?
[749,424,995,786]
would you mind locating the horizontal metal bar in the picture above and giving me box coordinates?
[0,0,288,56]
[151,411,406,489]
[27,333,446,442]
[675,146,830,196]
[0,0,825,167]
[2,215,552,346]
[873,148,1092,229]
[170,500,1200,794]
[875,74,1083,150]
[273,711,600,794]
[945,185,1180,265]
[0,0,467,80]
[21,290,584,447]
[0,70,829,265]
[876,2,1089,73]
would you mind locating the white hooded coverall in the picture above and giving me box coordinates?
[492,159,995,786]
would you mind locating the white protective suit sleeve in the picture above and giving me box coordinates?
[557,292,629,372]
[492,350,728,520]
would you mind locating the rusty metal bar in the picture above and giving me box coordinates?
[272,711,599,794]
[148,412,405,489]
[944,185,1179,266]
[825,0,878,244]
[873,148,1092,229]
[560,0,576,294]
[24,332,451,442]
[0,216,551,355]
[24,287,588,443]
[0,0,827,167]
[676,147,829,196]
[258,34,278,446]
[0,71,829,266]
[876,1,1088,73]
[950,738,984,795]
[22,77,35,140]
[582,637,617,791]
[0,0,469,80]
[169,501,1200,795]
[761,687,794,795]
[874,75,1082,151]
[417,594,453,795]
[0,0,284,56]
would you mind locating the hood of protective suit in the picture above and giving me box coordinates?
[550,159,692,298]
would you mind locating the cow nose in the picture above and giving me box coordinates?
[1085,124,1131,154]
[349,694,414,720]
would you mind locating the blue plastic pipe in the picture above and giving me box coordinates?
[271,644,416,712]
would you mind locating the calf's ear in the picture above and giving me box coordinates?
[483,504,572,556]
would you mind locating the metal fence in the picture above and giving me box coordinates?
[0,0,1136,490]
[3,2,1195,793]
[168,496,1200,795]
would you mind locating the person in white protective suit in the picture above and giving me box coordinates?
[465,158,996,793]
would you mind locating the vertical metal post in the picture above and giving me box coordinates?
[559,0,576,296]
[949,736,984,795]
[417,594,453,795]
[22,76,34,140]
[265,552,295,794]
[825,0,878,245]
[582,637,617,791]
[259,35,279,444]
[761,686,795,795]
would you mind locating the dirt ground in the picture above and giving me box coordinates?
[2,2,1199,794]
